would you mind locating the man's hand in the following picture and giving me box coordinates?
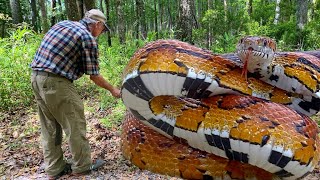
[111,88,121,98]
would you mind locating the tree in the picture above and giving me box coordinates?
[247,0,253,16]
[273,0,281,24]
[116,0,125,43]
[176,0,193,43]
[84,0,96,11]
[0,1,10,37]
[166,0,173,30]
[9,0,23,24]
[296,0,308,30]
[38,0,49,32]
[30,0,38,32]
[99,0,104,12]
[51,0,57,26]
[77,0,84,18]
[206,0,213,49]
[309,0,317,20]
[57,0,65,20]
[105,0,111,46]
[223,0,227,23]
[154,0,158,39]
[65,0,81,20]
[75,0,96,21]
[135,0,147,39]
[190,0,198,28]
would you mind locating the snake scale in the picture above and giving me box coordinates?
[120,37,320,180]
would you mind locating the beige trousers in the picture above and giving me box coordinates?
[31,72,91,176]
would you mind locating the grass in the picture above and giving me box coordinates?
[100,101,126,129]
[312,115,320,125]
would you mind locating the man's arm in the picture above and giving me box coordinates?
[90,74,121,98]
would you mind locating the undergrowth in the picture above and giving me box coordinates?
[0,26,41,111]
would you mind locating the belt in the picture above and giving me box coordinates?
[32,70,73,83]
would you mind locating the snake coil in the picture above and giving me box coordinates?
[120,38,320,180]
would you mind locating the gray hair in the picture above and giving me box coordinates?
[81,17,98,25]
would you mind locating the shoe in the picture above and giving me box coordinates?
[48,163,72,180]
[72,159,106,176]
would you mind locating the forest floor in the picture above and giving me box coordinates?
[0,97,319,180]
[0,97,179,180]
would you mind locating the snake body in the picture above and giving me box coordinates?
[120,39,320,179]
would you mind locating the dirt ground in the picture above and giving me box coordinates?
[0,98,319,180]
[0,98,180,180]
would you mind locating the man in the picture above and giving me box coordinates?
[30,9,121,179]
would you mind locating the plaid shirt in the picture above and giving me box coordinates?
[31,20,99,80]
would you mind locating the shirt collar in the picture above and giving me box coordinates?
[79,18,93,31]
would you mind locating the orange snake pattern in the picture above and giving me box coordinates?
[120,39,320,180]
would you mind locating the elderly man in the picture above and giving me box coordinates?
[30,9,120,179]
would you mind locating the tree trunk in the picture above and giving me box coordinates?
[247,0,253,16]
[105,0,111,46]
[190,0,198,28]
[167,0,172,30]
[38,0,49,32]
[77,0,84,18]
[154,0,158,39]
[175,0,193,43]
[296,0,308,30]
[84,0,96,11]
[309,0,316,20]
[116,0,126,43]
[223,0,227,23]
[100,0,104,12]
[51,0,57,26]
[197,0,201,21]
[206,0,213,49]
[57,0,65,20]
[158,0,162,31]
[135,1,139,40]
[30,0,38,32]
[273,0,281,24]
[9,0,23,24]
[135,0,147,39]
[208,0,213,9]
[65,0,81,20]
[0,21,5,38]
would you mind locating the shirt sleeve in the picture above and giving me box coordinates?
[81,34,100,75]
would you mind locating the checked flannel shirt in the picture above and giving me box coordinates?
[31,20,99,80]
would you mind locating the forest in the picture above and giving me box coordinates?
[0,0,320,179]
[2,0,320,50]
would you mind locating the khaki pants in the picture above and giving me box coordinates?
[31,72,91,176]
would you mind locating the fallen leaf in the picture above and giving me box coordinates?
[12,131,19,139]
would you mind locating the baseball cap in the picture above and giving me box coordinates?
[85,9,110,32]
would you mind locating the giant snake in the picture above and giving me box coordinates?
[120,37,320,179]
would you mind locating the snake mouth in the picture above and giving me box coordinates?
[240,48,271,60]
[238,46,272,79]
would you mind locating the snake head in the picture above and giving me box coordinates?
[236,36,276,76]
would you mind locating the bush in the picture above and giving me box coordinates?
[302,21,320,50]
[0,25,41,111]
[269,18,299,51]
